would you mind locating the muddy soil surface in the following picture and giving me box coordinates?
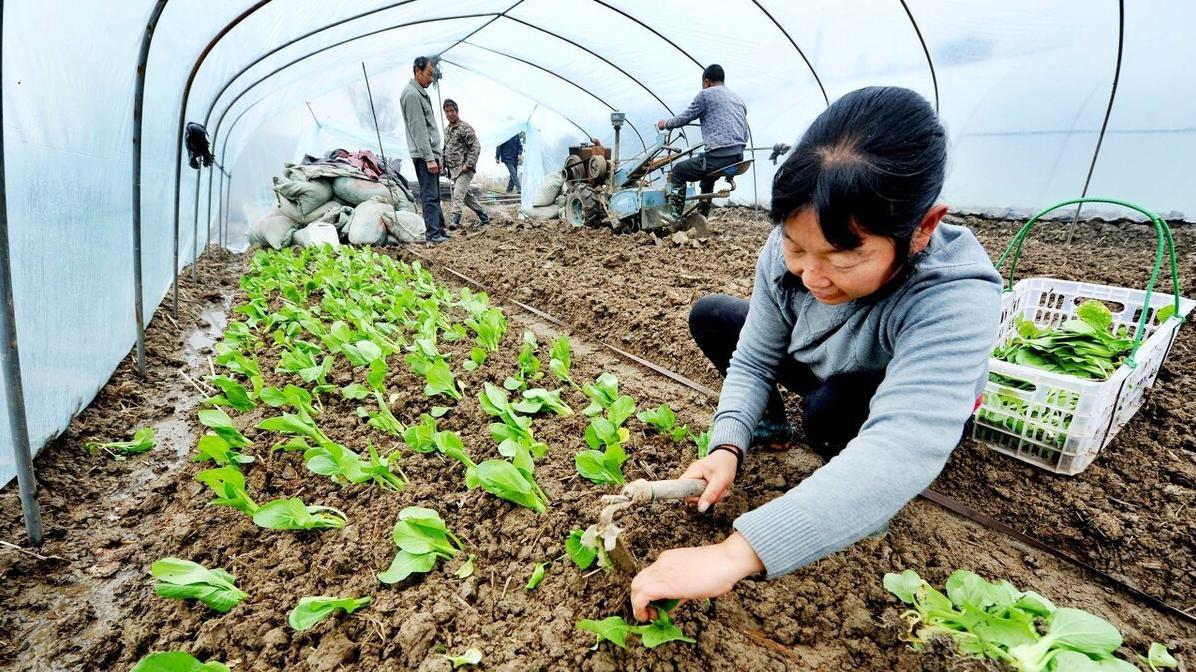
[420,208,1196,610]
[0,226,1190,672]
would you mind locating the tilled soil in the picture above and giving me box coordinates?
[0,218,1191,671]
[420,208,1196,608]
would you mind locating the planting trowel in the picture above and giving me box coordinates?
[583,478,707,574]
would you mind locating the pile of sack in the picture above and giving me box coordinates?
[517,172,566,221]
[249,154,427,250]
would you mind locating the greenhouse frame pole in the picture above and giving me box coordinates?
[0,0,44,545]
[190,168,201,280]
[171,2,272,301]
[130,0,168,380]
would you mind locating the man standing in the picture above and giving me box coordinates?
[441,99,490,231]
[657,64,748,219]
[400,56,448,244]
[495,133,523,193]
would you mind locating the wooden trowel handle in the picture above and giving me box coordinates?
[622,478,707,502]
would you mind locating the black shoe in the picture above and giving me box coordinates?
[426,234,449,245]
[448,213,461,231]
[473,211,490,229]
[751,417,796,450]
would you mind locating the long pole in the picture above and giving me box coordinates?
[131,0,168,379]
[0,0,43,544]
[190,168,201,280]
[361,63,402,210]
[222,171,232,248]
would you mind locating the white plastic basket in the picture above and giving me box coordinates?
[971,198,1193,475]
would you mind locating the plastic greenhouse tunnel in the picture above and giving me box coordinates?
[2,1,1194,670]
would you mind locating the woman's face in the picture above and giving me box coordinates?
[780,207,941,304]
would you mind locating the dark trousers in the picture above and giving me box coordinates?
[670,151,743,216]
[414,158,446,238]
[502,159,520,193]
[689,293,884,458]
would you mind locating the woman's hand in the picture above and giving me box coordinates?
[679,448,739,512]
[629,532,764,621]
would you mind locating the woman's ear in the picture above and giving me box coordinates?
[909,204,949,255]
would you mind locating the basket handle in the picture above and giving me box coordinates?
[994,197,1183,368]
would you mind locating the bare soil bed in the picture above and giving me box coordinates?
[0,212,1191,672]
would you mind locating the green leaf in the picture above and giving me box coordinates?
[130,652,230,672]
[577,616,633,650]
[425,360,461,400]
[526,562,546,590]
[1145,642,1178,669]
[430,405,450,418]
[342,383,370,400]
[207,376,255,412]
[194,433,254,467]
[288,596,371,631]
[1044,607,1123,655]
[1154,304,1176,324]
[565,529,597,570]
[392,506,457,557]
[197,409,249,448]
[252,498,346,530]
[883,570,924,604]
[637,614,696,648]
[1076,300,1113,331]
[151,557,247,613]
[402,415,439,453]
[575,447,626,485]
[442,647,483,669]
[87,427,157,458]
[607,395,636,428]
[259,386,288,407]
[378,549,439,584]
[455,554,476,579]
[469,459,546,513]
[637,404,677,432]
[194,465,258,514]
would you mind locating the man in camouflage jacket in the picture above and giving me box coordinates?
[441,99,491,230]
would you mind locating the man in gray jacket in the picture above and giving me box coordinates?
[400,56,448,244]
[657,64,748,219]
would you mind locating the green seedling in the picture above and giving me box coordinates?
[256,412,335,449]
[993,301,1135,381]
[442,648,483,669]
[576,601,694,651]
[260,384,320,421]
[526,562,547,590]
[456,554,476,579]
[637,404,690,442]
[197,408,250,448]
[691,429,712,459]
[193,433,254,467]
[402,414,439,453]
[86,427,156,460]
[464,441,550,513]
[565,529,598,570]
[151,557,247,613]
[130,651,230,672]
[576,417,629,485]
[195,465,258,514]
[379,506,463,583]
[512,388,574,417]
[1140,642,1179,671]
[548,335,577,387]
[884,569,1164,671]
[478,383,548,459]
[288,596,371,631]
[252,497,347,530]
[205,375,255,412]
[504,331,543,391]
[582,372,621,416]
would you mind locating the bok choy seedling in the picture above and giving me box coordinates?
[130,651,230,672]
[86,427,156,460]
[151,557,247,613]
[378,506,463,583]
[288,596,371,631]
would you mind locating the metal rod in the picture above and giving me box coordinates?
[131,0,167,380]
[361,62,402,212]
[0,0,43,544]
[222,171,232,248]
[305,101,321,127]
[190,168,201,281]
[207,166,218,251]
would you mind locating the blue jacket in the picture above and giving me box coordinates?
[496,135,522,162]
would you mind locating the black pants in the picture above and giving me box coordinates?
[414,158,447,238]
[670,151,743,216]
[689,294,884,458]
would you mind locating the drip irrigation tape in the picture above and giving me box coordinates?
[403,246,1196,628]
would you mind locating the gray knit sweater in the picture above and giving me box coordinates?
[712,223,1002,578]
[664,84,748,153]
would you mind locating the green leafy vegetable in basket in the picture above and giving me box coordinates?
[992,300,1134,381]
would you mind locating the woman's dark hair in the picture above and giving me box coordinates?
[770,86,945,257]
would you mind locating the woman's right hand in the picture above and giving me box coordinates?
[679,448,740,512]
